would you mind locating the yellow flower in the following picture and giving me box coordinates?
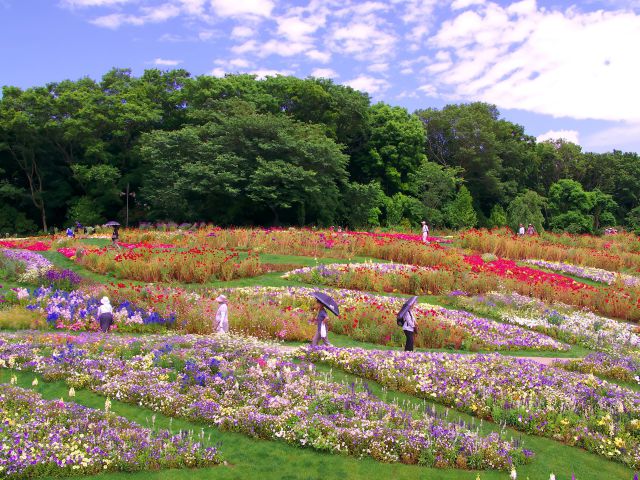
[69,387,76,397]
[32,378,38,386]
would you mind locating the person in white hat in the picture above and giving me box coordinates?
[421,221,430,244]
[97,296,113,333]
[214,295,229,333]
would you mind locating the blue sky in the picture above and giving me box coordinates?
[2,0,640,153]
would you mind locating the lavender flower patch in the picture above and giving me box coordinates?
[524,259,640,286]
[282,262,434,279]
[22,286,175,331]
[461,292,640,354]
[555,352,640,383]
[1,248,53,283]
[0,384,221,478]
[304,346,640,469]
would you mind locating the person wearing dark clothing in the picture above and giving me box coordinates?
[402,309,416,351]
[311,301,330,346]
[97,296,113,333]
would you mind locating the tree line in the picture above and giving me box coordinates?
[1,68,639,235]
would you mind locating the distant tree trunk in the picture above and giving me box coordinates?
[269,205,280,226]
[9,147,48,232]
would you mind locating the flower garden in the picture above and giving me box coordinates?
[0,227,639,479]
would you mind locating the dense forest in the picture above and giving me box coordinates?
[1,68,639,235]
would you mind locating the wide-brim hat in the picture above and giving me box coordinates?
[100,296,110,305]
[215,295,228,303]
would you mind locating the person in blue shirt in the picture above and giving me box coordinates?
[311,300,330,346]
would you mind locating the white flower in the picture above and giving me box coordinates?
[510,468,517,479]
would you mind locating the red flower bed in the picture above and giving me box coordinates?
[464,255,597,292]
[57,247,77,258]
[0,240,50,251]
[117,241,175,249]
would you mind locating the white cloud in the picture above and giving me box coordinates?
[368,62,389,73]
[426,2,640,122]
[91,13,144,28]
[276,15,322,42]
[249,68,294,79]
[306,49,331,62]
[583,122,640,151]
[210,0,274,18]
[345,75,390,95]
[215,57,252,68]
[451,0,486,10]
[178,0,206,15]
[311,67,338,78]
[90,2,180,28]
[210,67,226,77]
[198,30,214,40]
[418,84,438,96]
[537,129,580,145]
[153,57,182,66]
[142,3,181,22]
[234,38,311,57]
[231,26,253,38]
[61,0,130,7]
[329,17,397,60]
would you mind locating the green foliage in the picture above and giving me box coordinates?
[67,196,106,226]
[408,160,463,228]
[445,186,477,229]
[487,204,507,228]
[0,69,638,232]
[506,190,546,233]
[625,206,640,233]
[342,182,386,229]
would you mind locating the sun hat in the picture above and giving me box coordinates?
[215,295,228,303]
[100,296,110,305]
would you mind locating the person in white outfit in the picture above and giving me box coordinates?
[421,221,429,244]
[214,295,229,333]
[97,296,113,333]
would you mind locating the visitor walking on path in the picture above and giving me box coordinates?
[310,292,339,347]
[421,221,429,244]
[97,296,113,333]
[311,300,330,346]
[397,296,418,352]
[214,295,229,333]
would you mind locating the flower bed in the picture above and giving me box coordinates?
[554,353,640,383]
[524,259,640,286]
[304,346,640,469]
[0,384,221,478]
[78,246,263,283]
[458,292,640,354]
[21,286,175,332]
[230,286,567,351]
[0,239,50,251]
[0,332,531,471]
[459,229,640,272]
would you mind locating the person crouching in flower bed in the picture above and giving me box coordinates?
[214,295,229,333]
[97,296,113,333]
[311,300,330,346]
